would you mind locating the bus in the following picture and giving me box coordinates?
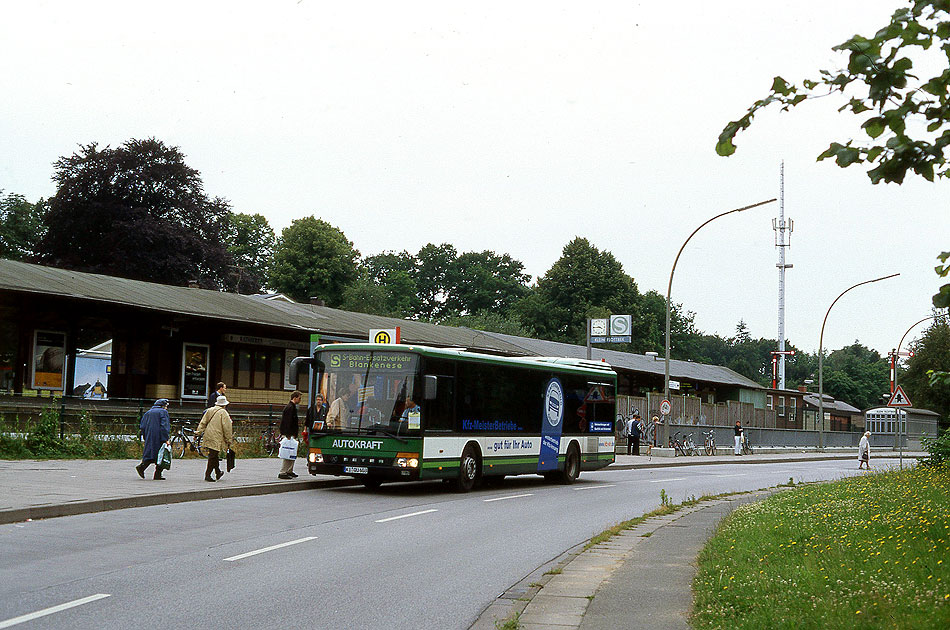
[297,343,616,491]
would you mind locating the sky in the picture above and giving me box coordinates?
[2,0,947,358]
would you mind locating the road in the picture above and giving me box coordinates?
[0,458,901,630]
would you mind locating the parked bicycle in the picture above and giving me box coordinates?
[170,423,206,458]
[703,430,716,456]
[669,432,689,457]
[261,422,279,456]
[682,432,700,456]
[741,432,754,455]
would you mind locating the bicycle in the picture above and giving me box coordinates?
[170,423,206,458]
[669,432,688,457]
[261,422,279,456]
[741,432,754,455]
[682,432,700,456]
[703,430,716,456]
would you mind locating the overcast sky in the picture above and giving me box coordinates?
[2,0,946,358]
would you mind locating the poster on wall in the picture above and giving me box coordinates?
[181,343,210,399]
[284,348,307,390]
[32,330,66,390]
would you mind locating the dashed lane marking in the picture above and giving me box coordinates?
[375,509,438,523]
[224,536,317,561]
[0,594,111,629]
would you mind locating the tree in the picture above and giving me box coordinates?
[519,237,640,344]
[441,311,535,338]
[36,138,231,287]
[269,216,359,306]
[444,251,530,318]
[341,251,421,318]
[414,243,458,320]
[221,212,276,294]
[822,342,890,410]
[902,314,950,426]
[0,191,46,260]
[715,0,950,307]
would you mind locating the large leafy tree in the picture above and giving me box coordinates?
[342,250,420,318]
[37,138,231,287]
[444,250,530,318]
[822,342,891,409]
[0,191,46,260]
[221,212,276,294]
[901,314,950,426]
[518,237,640,344]
[414,243,457,320]
[716,0,950,307]
[269,216,359,306]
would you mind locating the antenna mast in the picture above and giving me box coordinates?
[773,161,794,389]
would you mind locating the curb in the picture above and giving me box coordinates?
[606,453,922,470]
[0,477,357,525]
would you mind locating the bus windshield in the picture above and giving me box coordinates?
[314,349,420,437]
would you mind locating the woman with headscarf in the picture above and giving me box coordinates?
[195,395,234,482]
[136,399,171,480]
[858,431,871,469]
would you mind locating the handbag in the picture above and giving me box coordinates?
[226,448,235,472]
[278,437,298,460]
[157,442,172,471]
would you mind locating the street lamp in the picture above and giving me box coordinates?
[663,198,776,448]
[817,273,900,448]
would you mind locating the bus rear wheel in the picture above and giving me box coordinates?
[454,445,480,492]
[558,444,581,484]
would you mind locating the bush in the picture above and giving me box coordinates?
[922,427,950,466]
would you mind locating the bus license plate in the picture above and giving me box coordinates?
[344,466,368,475]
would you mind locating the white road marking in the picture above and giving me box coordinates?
[224,536,317,562]
[376,509,438,523]
[573,484,616,491]
[0,594,111,629]
[713,473,748,477]
[484,493,533,502]
[649,477,686,483]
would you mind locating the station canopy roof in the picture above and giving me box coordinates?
[0,259,762,390]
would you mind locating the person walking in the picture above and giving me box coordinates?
[195,395,234,482]
[207,382,227,409]
[278,391,302,480]
[858,431,871,469]
[734,420,743,456]
[136,399,171,480]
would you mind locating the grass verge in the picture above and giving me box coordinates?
[692,464,950,629]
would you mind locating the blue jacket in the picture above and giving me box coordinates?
[140,402,171,460]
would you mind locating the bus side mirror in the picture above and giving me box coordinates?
[423,375,438,400]
[289,356,311,385]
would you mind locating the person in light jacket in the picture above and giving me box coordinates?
[278,391,301,480]
[195,395,234,482]
[858,431,871,469]
[734,421,743,456]
[136,399,171,480]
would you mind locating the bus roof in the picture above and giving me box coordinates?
[314,343,617,378]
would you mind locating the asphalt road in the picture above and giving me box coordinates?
[0,458,904,630]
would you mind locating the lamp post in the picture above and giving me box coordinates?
[664,199,776,448]
[817,273,899,449]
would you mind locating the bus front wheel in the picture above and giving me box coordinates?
[455,445,480,492]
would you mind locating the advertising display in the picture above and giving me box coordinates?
[32,330,66,390]
[181,343,210,399]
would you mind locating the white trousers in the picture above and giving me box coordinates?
[734,435,741,454]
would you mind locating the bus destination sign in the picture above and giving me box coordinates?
[327,352,415,371]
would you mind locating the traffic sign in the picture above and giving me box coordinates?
[887,385,913,407]
[660,399,672,415]
[369,327,400,344]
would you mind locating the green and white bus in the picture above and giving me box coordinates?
[299,343,616,491]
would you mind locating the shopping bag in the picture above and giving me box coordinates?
[278,437,298,460]
[157,442,172,471]
[226,448,235,472]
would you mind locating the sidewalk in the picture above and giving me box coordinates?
[0,451,921,525]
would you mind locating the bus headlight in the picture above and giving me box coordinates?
[309,449,322,464]
[396,453,420,468]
